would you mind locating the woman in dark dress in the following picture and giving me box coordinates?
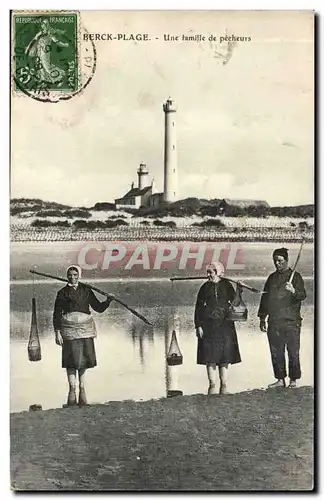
[194,262,241,395]
[53,265,114,407]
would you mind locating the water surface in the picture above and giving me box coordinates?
[10,279,314,413]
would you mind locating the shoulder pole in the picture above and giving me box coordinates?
[288,239,305,284]
[29,270,152,326]
[170,275,260,293]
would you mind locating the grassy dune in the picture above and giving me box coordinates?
[10,387,314,491]
[10,226,313,243]
[10,198,314,243]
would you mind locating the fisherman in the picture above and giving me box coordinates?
[258,247,306,389]
[194,261,241,395]
[53,265,114,407]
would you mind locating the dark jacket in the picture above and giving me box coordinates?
[53,283,111,331]
[194,279,241,365]
[257,268,306,323]
[194,279,235,328]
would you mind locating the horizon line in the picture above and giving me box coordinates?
[10,276,315,285]
[10,196,315,210]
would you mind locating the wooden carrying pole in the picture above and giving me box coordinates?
[29,270,152,326]
[170,275,260,293]
[288,239,305,284]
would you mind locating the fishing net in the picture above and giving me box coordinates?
[167,330,183,366]
[166,281,183,366]
[28,276,41,362]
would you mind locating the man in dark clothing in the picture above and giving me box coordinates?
[258,247,306,389]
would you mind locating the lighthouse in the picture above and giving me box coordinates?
[163,98,178,203]
[137,163,150,190]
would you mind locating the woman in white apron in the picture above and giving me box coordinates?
[53,265,114,407]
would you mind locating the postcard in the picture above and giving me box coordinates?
[10,10,314,491]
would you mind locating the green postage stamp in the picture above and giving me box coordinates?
[12,12,96,102]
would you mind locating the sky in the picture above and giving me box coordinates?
[11,10,314,207]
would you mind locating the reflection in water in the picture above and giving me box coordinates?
[129,322,154,367]
[10,281,314,413]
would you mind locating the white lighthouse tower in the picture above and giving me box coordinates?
[163,98,178,203]
[137,163,149,190]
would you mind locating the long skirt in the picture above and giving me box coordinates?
[197,320,241,366]
[62,338,97,370]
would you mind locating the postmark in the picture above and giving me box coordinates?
[12,12,96,103]
[209,30,238,65]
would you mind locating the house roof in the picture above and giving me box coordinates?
[116,185,152,200]
[222,198,270,208]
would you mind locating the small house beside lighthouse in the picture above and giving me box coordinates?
[115,98,179,209]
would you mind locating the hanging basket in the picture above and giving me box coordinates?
[166,330,183,366]
[28,298,41,362]
[227,284,248,322]
[28,344,41,362]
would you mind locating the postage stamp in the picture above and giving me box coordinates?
[12,11,96,103]
[9,9,314,492]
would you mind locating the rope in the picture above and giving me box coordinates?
[171,279,175,331]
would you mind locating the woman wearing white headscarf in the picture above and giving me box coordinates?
[194,261,241,395]
[53,265,114,407]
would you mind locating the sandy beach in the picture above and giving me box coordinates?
[10,387,314,491]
